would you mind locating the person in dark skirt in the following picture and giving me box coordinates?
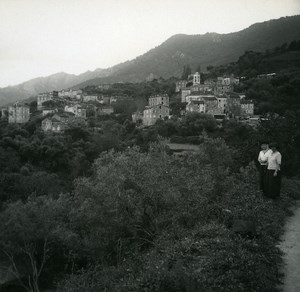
[265,143,282,199]
[258,142,272,194]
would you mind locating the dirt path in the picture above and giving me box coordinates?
[279,202,300,292]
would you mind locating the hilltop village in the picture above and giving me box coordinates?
[133,72,255,127]
[0,69,262,132]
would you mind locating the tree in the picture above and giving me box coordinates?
[181,65,191,80]
[288,40,300,51]
[207,65,214,71]
[169,97,185,116]
[65,126,90,142]
[0,195,72,292]
[179,112,218,136]
[29,101,37,113]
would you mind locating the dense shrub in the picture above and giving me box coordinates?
[52,140,300,291]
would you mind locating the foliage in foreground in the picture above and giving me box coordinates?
[1,138,299,291]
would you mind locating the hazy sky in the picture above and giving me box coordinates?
[0,0,299,87]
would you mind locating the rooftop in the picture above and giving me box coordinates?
[149,94,169,98]
[190,100,204,105]
[202,96,217,101]
[240,100,254,104]
[54,112,75,118]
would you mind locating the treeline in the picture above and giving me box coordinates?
[0,112,228,203]
[152,110,300,176]
[0,116,132,203]
[1,106,300,208]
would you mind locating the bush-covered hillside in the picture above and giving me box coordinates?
[1,137,300,291]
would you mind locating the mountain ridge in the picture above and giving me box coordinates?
[0,68,116,106]
[72,15,300,88]
[1,15,300,106]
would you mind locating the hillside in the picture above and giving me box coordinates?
[203,40,300,115]
[0,68,114,107]
[73,15,300,88]
[205,39,300,78]
[1,15,300,106]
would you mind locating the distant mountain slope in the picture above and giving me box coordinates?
[202,39,300,80]
[1,15,300,106]
[73,15,300,88]
[0,68,114,106]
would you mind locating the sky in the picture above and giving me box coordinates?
[0,0,299,87]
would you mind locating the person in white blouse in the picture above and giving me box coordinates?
[258,142,272,194]
[266,143,282,199]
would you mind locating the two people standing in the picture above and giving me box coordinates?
[258,142,282,199]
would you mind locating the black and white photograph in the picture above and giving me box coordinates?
[0,0,300,291]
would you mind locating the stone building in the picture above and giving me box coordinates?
[58,89,82,99]
[98,96,111,104]
[42,108,58,116]
[202,96,219,115]
[230,76,240,85]
[217,76,239,86]
[175,80,188,92]
[214,84,232,95]
[241,100,254,116]
[257,73,276,79]
[226,97,254,117]
[217,96,227,114]
[186,100,205,113]
[41,117,65,132]
[142,94,170,126]
[64,104,87,118]
[1,108,8,119]
[185,93,203,104]
[217,77,230,86]
[193,72,200,85]
[110,96,118,103]
[52,112,75,123]
[181,88,191,103]
[190,84,213,93]
[132,111,143,123]
[8,104,30,123]
[185,93,215,104]
[148,94,169,107]
[82,95,99,102]
[41,112,77,132]
[214,76,239,95]
[37,93,52,110]
[97,84,111,90]
[184,93,219,115]
[96,105,114,115]
[143,104,170,126]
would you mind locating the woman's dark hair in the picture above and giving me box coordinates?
[269,142,278,149]
[260,141,269,145]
